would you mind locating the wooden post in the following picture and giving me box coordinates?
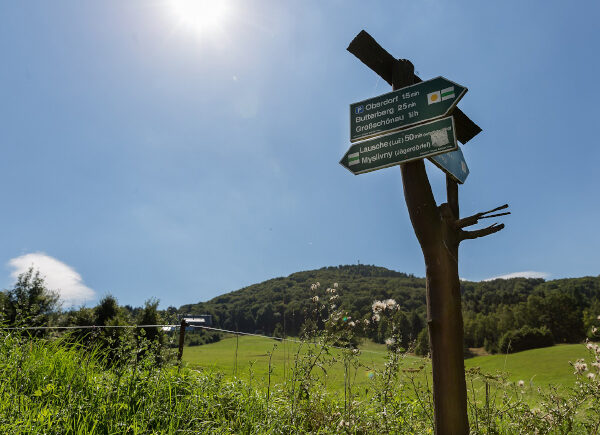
[392,60,469,433]
[177,319,187,365]
[348,30,509,434]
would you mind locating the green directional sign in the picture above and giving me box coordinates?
[350,76,467,142]
[341,116,457,175]
[429,146,470,184]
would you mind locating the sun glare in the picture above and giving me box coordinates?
[170,0,230,36]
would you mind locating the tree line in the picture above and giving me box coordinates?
[2,265,600,355]
[181,265,600,354]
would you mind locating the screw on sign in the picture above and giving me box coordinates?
[345,30,510,434]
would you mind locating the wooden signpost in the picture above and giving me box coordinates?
[345,30,510,434]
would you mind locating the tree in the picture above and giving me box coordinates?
[1,267,59,328]
[95,295,119,325]
[137,298,163,343]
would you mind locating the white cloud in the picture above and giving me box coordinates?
[483,271,550,281]
[7,252,96,307]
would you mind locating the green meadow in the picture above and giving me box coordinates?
[464,343,589,387]
[183,334,421,394]
[183,334,590,394]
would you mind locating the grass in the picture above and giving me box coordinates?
[465,344,589,387]
[2,331,597,433]
[0,331,435,433]
[183,334,425,394]
[184,335,589,392]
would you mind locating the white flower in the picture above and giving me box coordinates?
[385,338,395,346]
[588,372,596,380]
[329,294,339,301]
[574,359,588,374]
[592,327,598,334]
[372,313,380,322]
[384,299,397,309]
[333,282,338,288]
[312,296,319,302]
[364,319,370,325]
[592,361,600,371]
[372,300,386,313]
[348,321,355,327]
[518,380,525,387]
[597,315,600,320]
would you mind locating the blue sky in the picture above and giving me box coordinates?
[1,1,598,308]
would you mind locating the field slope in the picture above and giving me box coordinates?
[465,343,588,387]
[184,336,590,392]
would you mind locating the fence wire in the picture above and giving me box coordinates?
[0,323,389,356]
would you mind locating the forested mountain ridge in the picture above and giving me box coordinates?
[179,265,600,353]
[180,265,426,336]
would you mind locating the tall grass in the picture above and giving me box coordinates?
[0,329,433,433]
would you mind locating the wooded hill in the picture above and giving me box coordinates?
[179,265,600,354]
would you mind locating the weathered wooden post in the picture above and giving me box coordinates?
[177,318,187,365]
[344,31,510,434]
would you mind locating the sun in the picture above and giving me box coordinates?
[170,0,230,36]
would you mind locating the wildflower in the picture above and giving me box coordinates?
[363,319,370,325]
[326,287,336,294]
[384,298,397,309]
[574,359,588,374]
[372,313,380,322]
[593,327,598,334]
[352,348,359,355]
[587,342,595,350]
[588,372,596,380]
[312,296,319,302]
[329,294,339,301]
[518,380,525,387]
[330,304,337,310]
[372,300,386,313]
[348,321,355,327]
[385,338,395,346]
[310,283,317,291]
[597,315,600,320]
[333,282,338,288]
[592,361,600,371]
[337,419,350,428]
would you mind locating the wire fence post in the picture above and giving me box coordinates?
[177,319,187,365]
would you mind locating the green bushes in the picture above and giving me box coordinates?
[498,326,554,353]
